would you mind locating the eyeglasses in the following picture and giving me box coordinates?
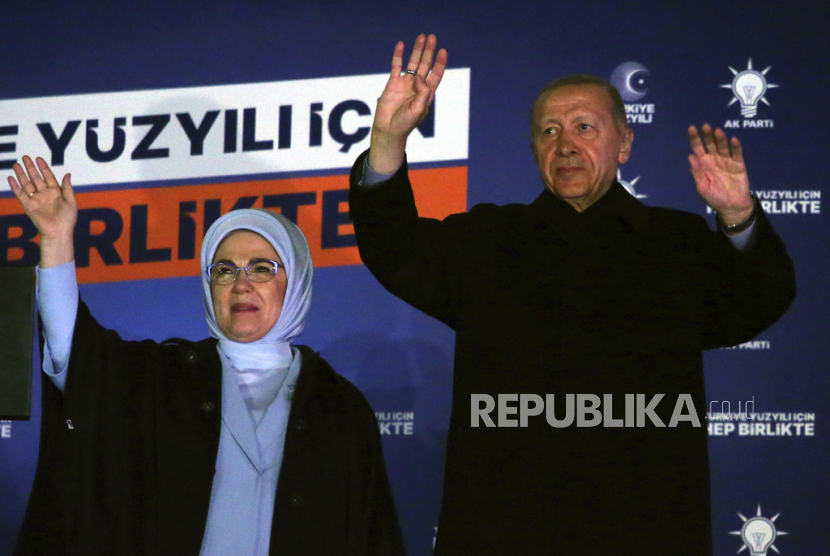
[206,259,282,285]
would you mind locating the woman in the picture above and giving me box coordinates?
[9,156,404,556]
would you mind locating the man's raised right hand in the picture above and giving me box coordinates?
[368,34,448,174]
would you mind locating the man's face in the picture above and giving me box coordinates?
[531,84,633,212]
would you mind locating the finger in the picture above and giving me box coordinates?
[688,125,706,157]
[417,34,437,78]
[426,48,448,91]
[8,175,27,201]
[405,34,426,73]
[688,154,707,195]
[730,136,744,165]
[701,123,717,154]
[36,156,60,187]
[714,128,730,158]
[23,155,46,190]
[12,160,32,190]
[390,41,404,77]
[60,173,76,205]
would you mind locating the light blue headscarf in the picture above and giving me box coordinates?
[200,209,313,370]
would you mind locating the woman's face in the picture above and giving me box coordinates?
[210,230,288,343]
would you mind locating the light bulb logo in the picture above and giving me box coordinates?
[730,504,788,555]
[616,169,647,199]
[721,59,778,118]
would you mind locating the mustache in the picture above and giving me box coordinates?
[553,159,585,169]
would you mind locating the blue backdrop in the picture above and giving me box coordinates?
[1,2,828,554]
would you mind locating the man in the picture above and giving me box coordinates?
[349,35,795,554]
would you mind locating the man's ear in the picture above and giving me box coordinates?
[618,127,634,164]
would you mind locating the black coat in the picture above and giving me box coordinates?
[15,299,404,556]
[349,151,796,555]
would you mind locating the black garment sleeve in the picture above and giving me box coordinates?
[699,199,796,349]
[16,301,222,556]
[349,149,467,328]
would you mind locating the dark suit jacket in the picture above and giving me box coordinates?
[349,150,795,555]
[15,299,404,556]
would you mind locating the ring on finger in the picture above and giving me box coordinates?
[405,69,417,75]
[28,191,34,197]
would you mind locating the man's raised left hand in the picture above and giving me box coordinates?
[688,123,754,225]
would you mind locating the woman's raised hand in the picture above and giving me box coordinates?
[8,155,77,267]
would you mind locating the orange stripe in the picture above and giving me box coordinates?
[0,166,467,284]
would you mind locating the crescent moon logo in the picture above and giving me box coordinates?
[610,62,649,102]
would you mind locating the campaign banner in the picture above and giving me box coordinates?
[0,69,470,188]
[0,167,467,283]
[0,70,470,283]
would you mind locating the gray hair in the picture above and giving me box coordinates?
[531,74,628,134]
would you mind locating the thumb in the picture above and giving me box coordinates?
[61,173,77,205]
[688,154,701,173]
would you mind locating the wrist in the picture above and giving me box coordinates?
[716,195,758,235]
[717,205,754,226]
[368,129,407,174]
[39,234,75,269]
